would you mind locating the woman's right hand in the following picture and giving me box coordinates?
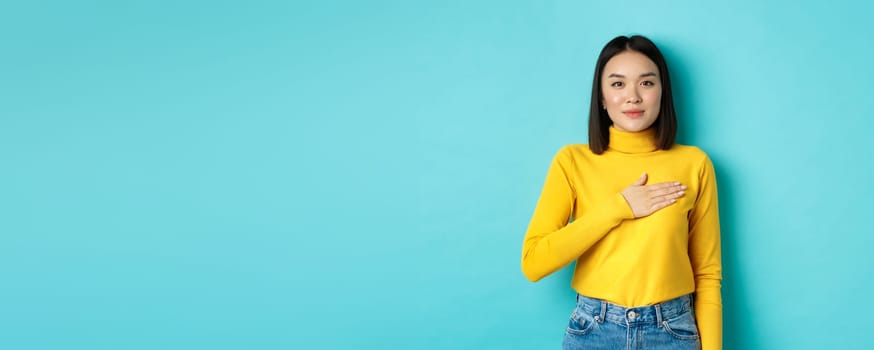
[620,173,686,218]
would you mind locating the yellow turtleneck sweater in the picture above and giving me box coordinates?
[521,126,722,350]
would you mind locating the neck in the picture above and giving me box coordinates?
[608,126,658,153]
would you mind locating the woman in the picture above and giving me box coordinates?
[520,35,722,350]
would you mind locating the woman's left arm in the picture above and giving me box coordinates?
[688,154,723,350]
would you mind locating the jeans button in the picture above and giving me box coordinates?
[628,311,637,319]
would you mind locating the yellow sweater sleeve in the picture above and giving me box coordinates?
[521,146,634,282]
[688,155,723,350]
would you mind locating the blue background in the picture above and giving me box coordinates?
[2,0,872,349]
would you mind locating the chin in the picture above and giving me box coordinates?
[615,121,656,132]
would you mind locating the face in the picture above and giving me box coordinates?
[600,51,662,132]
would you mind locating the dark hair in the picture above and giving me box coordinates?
[588,35,677,154]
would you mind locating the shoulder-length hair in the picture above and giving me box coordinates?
[588,35,677,154]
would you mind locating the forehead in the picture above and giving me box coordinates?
[602,51,659,77]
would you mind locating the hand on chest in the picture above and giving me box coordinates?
[573,161,699,225]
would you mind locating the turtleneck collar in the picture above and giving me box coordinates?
[608,126,658,153]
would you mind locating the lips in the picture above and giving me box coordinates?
[623,110,644,118]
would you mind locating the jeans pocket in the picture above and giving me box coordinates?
[661,311,700,340]
[566,309,596,336]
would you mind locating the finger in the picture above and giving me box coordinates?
[631,172,648,186]
[654,191,685,203]
[649,198,678,212]
[648,181,685,190]
[649,186,686,197]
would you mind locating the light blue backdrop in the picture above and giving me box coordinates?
[2,0,872,349]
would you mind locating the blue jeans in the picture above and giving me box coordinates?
[562,293,701,350]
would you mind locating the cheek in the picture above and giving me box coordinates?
[604,92,623,105]
[646,89,662,103]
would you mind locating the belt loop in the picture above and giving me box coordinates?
[599,300,607,323]
[654,303,664,327]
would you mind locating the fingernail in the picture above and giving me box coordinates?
[678,191,685,195]
[680,185,687,190]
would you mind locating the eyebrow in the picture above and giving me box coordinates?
[607,72,658,78]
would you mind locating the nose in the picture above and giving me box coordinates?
[626,87,642,104]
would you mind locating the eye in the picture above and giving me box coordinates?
[611,81,623,87]
[641,80,655,86]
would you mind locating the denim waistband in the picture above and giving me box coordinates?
[575,293,694,325]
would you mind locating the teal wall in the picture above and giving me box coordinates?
[2,0,872,349]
